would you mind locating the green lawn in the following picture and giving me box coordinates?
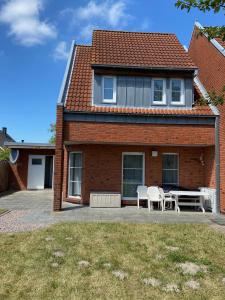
[1,223,225,300]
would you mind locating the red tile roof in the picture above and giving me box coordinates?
[91,30,197,70]
[65,33,213,116]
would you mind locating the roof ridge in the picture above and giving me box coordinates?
[93,29,176,35]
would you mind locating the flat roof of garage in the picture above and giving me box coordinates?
[4,142,55,150]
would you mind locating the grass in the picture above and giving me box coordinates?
[1,223,225,299]
[0,208,7,215]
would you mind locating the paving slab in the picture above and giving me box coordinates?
[0,190,225,232]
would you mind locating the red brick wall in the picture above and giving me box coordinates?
[54,105,64,211]
[64,121,215,146]
[189,27,225,211]
[64,144,215,205]
[9,149,54,190]
[204,146,216,188]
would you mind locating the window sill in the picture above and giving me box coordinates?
[171,102,185,106]
[152,102,167,106]
[102,100,117,104]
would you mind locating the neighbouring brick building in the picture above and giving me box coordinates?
[5,142,55,191]
[54,30,220,212]
[0,127,14,147]
[189,22,225,212]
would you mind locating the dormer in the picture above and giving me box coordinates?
[91,30,197,110]
[62,30,214,117]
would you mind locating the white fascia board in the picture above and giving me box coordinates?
[194,76,219,116]
[57,41,76,105]
[194,21,225,57]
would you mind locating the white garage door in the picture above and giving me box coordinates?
[27,155,46,189]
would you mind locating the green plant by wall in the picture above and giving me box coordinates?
[0,147,10,161]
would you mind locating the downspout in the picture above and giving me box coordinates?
[215,115,220,214]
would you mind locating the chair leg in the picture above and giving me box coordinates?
[148,200,151,212]
[137,198,139,209]
[161,201,164,212]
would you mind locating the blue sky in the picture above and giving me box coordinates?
[0,0,224,143]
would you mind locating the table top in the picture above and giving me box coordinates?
[170,191,209,196]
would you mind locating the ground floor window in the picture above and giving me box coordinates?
[162,153,179,186]
[122,153,144,199]
[68,152,82,197]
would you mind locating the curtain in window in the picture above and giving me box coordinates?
[69,153,82,196]
[123,154,144,198]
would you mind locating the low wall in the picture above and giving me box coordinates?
[0,161,9,192]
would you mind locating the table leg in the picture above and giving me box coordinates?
[200,196,205,213]
[175,195,180,212]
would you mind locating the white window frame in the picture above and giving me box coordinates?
[170,79,185,105]
[162,153,179,186]
[68,151,83,198]
[152,78,166,105]
[122,152,145,200]
[102,76,117,104]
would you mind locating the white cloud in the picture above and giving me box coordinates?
[76,0,129,27]
[80,24,99,39]
[61,0,131,40]
[0,0,57,46]
[53,41,70,61]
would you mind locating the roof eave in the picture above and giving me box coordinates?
[64,109,215,118]
[194,76,219,116]
[91,64,197,72]
[4,142,55,150]
[57,41,76,106]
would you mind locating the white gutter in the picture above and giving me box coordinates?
[57,40,76,105]
[195,21,225,57]
[194,76,219,116]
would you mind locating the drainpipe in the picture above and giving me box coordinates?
[215,115,220,214]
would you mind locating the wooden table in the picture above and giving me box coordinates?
[169,191,209,213]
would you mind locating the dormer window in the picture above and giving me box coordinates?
[102,76,117,103]
[171,79,185,105]
[152,79,166,105]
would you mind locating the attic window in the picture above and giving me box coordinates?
[102,76,117,104]
[152,79,166,105]
[171,79,185,105]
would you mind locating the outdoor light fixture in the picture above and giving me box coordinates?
[152,151,158,157]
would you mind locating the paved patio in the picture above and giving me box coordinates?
[0,190,225,232]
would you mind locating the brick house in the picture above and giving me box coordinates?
[0,127,14,147]
[189,22,225,213]
[54,30,220,212]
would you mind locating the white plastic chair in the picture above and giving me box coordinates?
[147,186,164,212]
[136,185,148,209]
[158,187,176,211]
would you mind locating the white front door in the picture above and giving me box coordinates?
[27,155,46,189]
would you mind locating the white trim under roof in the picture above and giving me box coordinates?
[195,21,225,57]
[194,76,219,116]
[57,41,76,106]
[4,142,55,149]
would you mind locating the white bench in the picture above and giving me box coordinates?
[90,192,121,208]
